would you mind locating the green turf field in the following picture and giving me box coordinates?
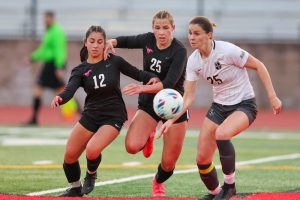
[0,126,299,198]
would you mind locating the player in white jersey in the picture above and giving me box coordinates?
[158,16,282,200]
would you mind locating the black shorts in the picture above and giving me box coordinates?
[79,115,125,133]
[206,98,257,125]
[37,61,65,89]
[138,104,189,124]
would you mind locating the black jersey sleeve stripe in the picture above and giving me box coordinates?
[117,56,156,82]
[116,33,149,49]
[59,66,83,105]
[161,48,187,89]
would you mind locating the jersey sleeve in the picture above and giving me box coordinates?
[52,28,67,69]
[186,53,201,81]
[225,43,249,68]
[117,56,156,82]
[116,33,149,48]
[58,66,83,105]
[31,34,49,61]
[161,48,187,89]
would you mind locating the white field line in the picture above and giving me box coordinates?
[27,153,300,196]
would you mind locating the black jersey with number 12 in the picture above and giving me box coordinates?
[58,54,155,122]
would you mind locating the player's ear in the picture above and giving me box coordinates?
[208,32,213,40]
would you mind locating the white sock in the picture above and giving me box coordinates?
[87,170,96,174]
[70,180,81,188]
[210,184,221,195]
[224,172,235,184]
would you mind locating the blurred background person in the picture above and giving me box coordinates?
[23,10,69,125]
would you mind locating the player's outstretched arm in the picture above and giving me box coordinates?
[157,80,197,139]
[244,55,282,115]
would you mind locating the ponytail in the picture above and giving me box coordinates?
[80,45,88,62]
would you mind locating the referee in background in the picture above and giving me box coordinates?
[24,10,68,125]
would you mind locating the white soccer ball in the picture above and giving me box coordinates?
[153,88,183,120]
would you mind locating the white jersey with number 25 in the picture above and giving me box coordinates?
[186,40,255,105]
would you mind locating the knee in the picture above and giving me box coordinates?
[125,141,141,154]
[64,150,79,163]
[215,127,231,140]
[85,147,101,160]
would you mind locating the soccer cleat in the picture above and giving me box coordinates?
[198,194,216,200]
[152,176,166,197]
[213,183,236,200]
[81,172,97,195]
[58,186,83,197]
[24,118,38,126]
[142,131,155,158]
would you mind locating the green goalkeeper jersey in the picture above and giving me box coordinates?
[31,23,67,69]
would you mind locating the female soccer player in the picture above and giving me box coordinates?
[105,10,188,197]
[159,16,282,200]
[51,25,156,197]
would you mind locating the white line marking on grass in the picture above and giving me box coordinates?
[27,153,300,196]
[33,160,54,165]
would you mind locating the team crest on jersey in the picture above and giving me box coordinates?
[215,61,222,70]
[83,69,92,77]
[240,51,245,59]
[146,46,153,54]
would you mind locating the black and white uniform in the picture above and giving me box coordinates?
[116,32,189,122]
[186,40,257,124]
[58,55,156,132]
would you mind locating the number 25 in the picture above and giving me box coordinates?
[150,58,161,73]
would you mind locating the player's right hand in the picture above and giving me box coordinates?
[51,96,63,108]
[22,56,31,65]
[104,39,116,60]
[157,119,174,139]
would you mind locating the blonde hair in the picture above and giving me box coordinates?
[189,16,217,33]
[152,10,174,26]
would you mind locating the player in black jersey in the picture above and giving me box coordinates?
[105,11,188,197]
[51,26,157,197]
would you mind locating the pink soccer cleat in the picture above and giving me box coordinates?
[142,131,155,158]
[152,176,166,197]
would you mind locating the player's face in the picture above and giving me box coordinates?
[188,24,211,50]
[152,19,174,47]
[85,32,105,59]
[44,15,54,29]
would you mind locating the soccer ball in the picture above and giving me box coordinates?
[153,88,183,120]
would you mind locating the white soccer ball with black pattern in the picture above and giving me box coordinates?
[153,89,183,120]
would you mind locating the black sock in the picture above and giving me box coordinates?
[87,154,102,173]
[216,140,235,175]
[63,161,81,183]
[155,163,174,183]
[223,182,235,188]
[31,97,41,122]
[197,163,219,191]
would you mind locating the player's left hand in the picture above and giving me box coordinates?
[157,119,174,139]
[269,96,282,115]
[51,96,63,108]
[122,83,143,95]
[55,69,65,83]
[146,77,160,85]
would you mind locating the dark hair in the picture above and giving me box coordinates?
[44,10,55,18]
[80,25,106,62]
[152,10,174,26]
[189,16,217,33]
